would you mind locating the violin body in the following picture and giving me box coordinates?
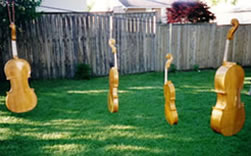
[164,81,178,125]
[4,57,37,113]
[108,67,119,113]
[211,62,245,136]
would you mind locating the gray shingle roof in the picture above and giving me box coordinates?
[118,0,175,8]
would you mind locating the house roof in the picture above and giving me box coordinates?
[90,0,180,12]
[118,0,174,8]
[37,0,87,12]
[89,0,200,12]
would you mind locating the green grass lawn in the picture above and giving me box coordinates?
[0,68,251,156]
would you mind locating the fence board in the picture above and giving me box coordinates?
[156,23,251,71]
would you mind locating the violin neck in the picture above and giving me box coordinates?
[114,53,117,68]
[223,40,230,63]
[11,40,18,58]
[10,23,18,58]
[165,68,168,84]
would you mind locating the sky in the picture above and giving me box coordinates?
[87,0,122,11]
[207,0,251,24]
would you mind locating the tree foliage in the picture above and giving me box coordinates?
[0,0,41,28]
[210,0,238,6]
[167,1,216,24]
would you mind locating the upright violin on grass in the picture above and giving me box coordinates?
[4,1,37,113]
[108,38,119,113]
[164,53,178,125]
[210,19,245,136]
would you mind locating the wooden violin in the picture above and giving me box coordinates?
[210,19,245,136]
[4,23,37,113]
[108,38,119,113]
[164,53,178,125]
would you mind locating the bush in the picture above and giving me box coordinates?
[166,1,215,24]
[169,64,176,72]
[193,64,200,72]
[75,64,92,80]
[0,0,41,28]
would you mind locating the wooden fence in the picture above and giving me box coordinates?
[0,12,251,80]
[0,12,156,79]
[155,23,251,71]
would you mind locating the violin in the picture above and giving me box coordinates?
[210,19,245,136]
[108,38,119,113]
[164,53,178,125]
[4,23,37,113]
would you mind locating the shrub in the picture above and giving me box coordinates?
[166,1,216,24]
[75,63,92,80]
[169,64,176,72]
[193,64,200,72]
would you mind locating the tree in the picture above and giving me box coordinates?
[87,0,95,11]
[166,1,216,24]
[0,0,42,28]
[209,0,238,6]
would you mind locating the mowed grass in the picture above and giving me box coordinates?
[0,68,251,156]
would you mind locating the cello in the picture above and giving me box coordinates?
[210,19,245,136]
[4,1,37,113]
[108,38,119,113]
[164,53,178,125]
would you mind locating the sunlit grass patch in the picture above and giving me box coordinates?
[107,125,137,130]
[104,144,165,154]
[42,144,87,154]
[67,89,129,94]
[127,86,162,90]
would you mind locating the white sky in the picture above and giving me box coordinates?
[208,0,251,24]
[88,0,123,11]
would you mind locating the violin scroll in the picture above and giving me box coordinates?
[10,23,17,41]
[227,18,239,40]
[165,53,173,69]
[109,39,117,54]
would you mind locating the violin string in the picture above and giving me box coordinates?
[6,0,12,23]
[6,0,15,24]
[12,0,15,23]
